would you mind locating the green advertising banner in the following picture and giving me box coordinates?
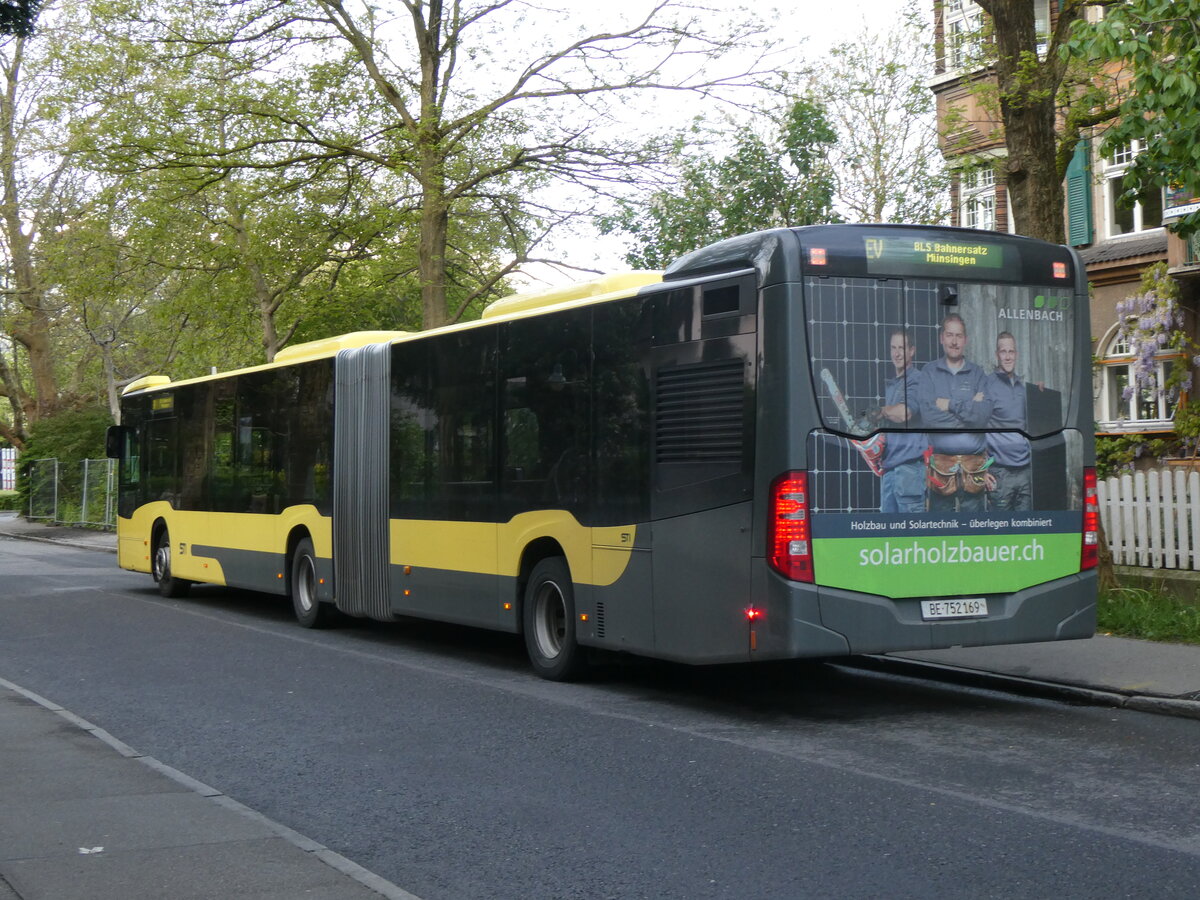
[812,531,1081,598]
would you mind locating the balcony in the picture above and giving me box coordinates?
[1167,230,1200,278]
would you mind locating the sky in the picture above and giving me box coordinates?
[516,0,922,286]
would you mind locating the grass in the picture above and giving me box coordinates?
[1098,586,1200,645]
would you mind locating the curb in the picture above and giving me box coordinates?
[846,654,1200,721]
[0,527,117,554]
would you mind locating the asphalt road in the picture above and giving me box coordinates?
[2,536,1199,899]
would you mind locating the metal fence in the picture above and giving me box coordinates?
[24,457,116,529]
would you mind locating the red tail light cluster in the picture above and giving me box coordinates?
[768,471,814,583]
[1082,466,1099,571]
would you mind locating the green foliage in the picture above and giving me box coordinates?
[599,98,839,269]
[0,0,39,37]
[0,490,18,511]
[1099,585,1200,645]
[1094,434,1178,479]
[15,406,113,510]
[1065,0,1200,236]
[18,407,112,467]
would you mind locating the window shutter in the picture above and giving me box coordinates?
[1066,140,1093,247]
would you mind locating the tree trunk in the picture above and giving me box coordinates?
[0,34,61,434]
[977,0,1083,243]
[417,140,450,330]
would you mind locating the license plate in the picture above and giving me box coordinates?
[921,598,988,620]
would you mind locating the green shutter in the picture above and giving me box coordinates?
[1066,139,1093,247]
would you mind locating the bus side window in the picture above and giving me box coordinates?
[211,381,236,512]
[499,310,590,516]
[700,275,756,340]
[118,428,140,486]
[145,417,179,504]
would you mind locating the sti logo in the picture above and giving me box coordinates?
[1034,294,1071,311]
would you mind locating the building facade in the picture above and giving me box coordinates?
[930,0,1200,445]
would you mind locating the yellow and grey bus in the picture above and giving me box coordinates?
[107,225,1098,680]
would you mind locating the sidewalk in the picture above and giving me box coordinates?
[0,681,411,900]
[1,514,1198,898]
[0,511,118,554]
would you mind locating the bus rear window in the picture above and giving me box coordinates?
[805,277,1076,441]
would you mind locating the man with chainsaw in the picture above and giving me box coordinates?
[916,313,994,512]
[878,328,928,514]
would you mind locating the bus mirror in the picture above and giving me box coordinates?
[105,425,128,460]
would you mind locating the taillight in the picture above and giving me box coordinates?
[1082,466,1099,571]
[769,471,814,582]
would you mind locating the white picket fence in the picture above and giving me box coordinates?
[1098,466,1200,569]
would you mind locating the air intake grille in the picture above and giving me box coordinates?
[655,359,745,463]
[595,601,606,639]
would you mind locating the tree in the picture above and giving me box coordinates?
[963,0,1121,242]
[813,6,947,224]
[108,1,772,329]
[1065,0,1200,237]
[0,4,90,445]
[0,1,39,37]
[70,2,420,364]
[599,97,838,269]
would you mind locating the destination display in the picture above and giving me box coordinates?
[864,234,1007,277]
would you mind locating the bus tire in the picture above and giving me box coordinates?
[291,537,335,628]
[522,557,587,681]
[153,529,191,598]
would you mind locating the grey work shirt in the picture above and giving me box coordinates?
[986,369,1032,467]
[916,356,992,455]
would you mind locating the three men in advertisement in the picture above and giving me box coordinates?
[867,314,1046,514]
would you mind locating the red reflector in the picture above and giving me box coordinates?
[1053,261,1069,279]
[1082,467,1099,571]
[809,248,827,266]
[768,471,814,583]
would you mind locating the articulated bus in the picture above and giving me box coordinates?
[107,224,1098,680]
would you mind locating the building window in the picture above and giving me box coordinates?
[945,0,983,70]
[1096,332,1179,431]
[1034,0,1050,57]
[1103,140,1164,237]
[959,167,995,231]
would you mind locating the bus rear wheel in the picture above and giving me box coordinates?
[291,537,336,628]
[522,557,587,681]
[153,529,191,598]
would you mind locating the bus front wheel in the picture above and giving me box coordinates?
[291,537,336,628]
[522,557,587,681]
[153,529,191,598]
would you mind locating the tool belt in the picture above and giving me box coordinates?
[927,453,992,496]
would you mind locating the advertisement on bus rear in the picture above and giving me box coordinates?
[804,276,1083,598]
